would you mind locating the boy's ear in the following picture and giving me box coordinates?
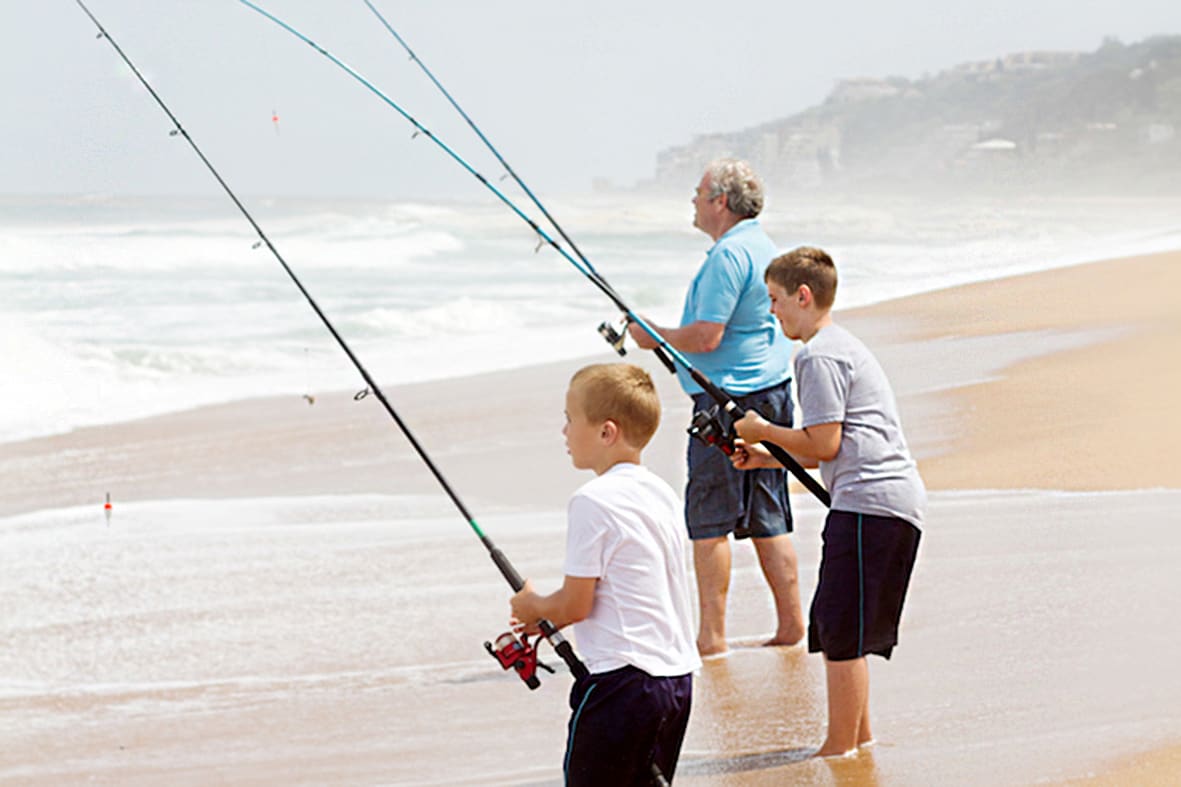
[600,419,620,444]
[798,284,813,306]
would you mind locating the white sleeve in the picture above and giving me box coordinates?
[563,493,607,579]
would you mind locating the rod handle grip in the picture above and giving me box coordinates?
[489,546,525,591]
[653,347,677,375]
[540,621,590,679]
[759,439,831,506]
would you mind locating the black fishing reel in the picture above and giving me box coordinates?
[598,317,631,357]
[688,404,736,456]
[484,631,554,690]
[600,316,679,376]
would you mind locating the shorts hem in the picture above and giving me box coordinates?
[687,522,734,541]
[687,517,793,541]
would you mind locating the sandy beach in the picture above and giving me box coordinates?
[2,250,1179,785]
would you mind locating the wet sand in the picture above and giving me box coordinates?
[853,248,1181,491]
[2,250,1179,784]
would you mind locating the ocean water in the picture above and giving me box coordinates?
[3,191,1179,443]
[0,493,579,784]
[0,494,558,701]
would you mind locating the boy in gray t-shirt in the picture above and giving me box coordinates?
[732,246,925,758]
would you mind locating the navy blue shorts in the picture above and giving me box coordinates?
[808,510,921,661]
[565,665,693,786]
[686,378,793,541]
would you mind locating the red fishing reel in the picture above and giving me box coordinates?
[485,631,555,690]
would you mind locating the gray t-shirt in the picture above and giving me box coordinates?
[795,324,926,527]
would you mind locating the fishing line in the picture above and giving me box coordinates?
[72,0,587,681]
[238,0,831,507]
[358,0,677,376]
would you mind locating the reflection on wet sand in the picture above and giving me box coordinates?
[679,644,851,784]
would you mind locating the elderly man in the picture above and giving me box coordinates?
[629,158,803,656]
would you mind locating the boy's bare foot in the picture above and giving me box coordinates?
[812,744,858,759]
[760,618,805,647]
[761,630,804,647]
[697,638,728,657]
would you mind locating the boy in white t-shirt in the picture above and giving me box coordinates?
[511,363,701,785]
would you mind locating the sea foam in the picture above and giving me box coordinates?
[3,192,1179,443]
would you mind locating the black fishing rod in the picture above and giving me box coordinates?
[238,0,831,508]
[72,0,586,683]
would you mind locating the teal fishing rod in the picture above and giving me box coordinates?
[358,0,675,378]
[239,0,831,507]
[72,0,585,685]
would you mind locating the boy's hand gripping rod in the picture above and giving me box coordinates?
[238,0,832,508]
[688,371,830,506]
[73,0,588,681]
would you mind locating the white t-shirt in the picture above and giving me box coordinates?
[563,463,701,677]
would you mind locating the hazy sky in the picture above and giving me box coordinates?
[3,1,1179,199]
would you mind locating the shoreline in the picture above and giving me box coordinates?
[9,247,1176,517]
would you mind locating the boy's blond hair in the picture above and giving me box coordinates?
[766,246,838,309]
[569,363,661,449]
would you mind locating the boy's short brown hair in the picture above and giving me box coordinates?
[569,363,661,449]
[766,246,838,309]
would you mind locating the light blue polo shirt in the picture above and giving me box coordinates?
[675,219,792,396]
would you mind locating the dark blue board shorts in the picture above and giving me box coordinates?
[564,664,693,786]
[686,378,794,540]
[808,510,921,661]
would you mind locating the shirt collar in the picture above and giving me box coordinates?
[709,217,759,250]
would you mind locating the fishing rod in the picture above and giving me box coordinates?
[358,0,675,378]
[238,0,831,508]
[72,0,585,686]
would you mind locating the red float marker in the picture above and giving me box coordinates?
[104,492,112,526]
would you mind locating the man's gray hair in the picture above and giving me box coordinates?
[706,158,764,219]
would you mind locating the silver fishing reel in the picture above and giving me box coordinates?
[597,317,631,356]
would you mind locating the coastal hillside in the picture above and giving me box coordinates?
[642,35,1181,195]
